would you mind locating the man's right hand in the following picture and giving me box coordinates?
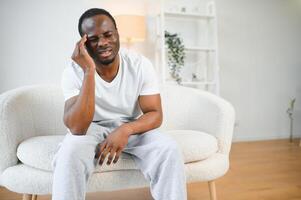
[71,34,96,73]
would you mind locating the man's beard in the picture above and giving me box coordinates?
[93,54,116,66]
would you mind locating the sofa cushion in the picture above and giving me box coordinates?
[17,130,218,172]
[166,130,218,163]
[17,135,65,172]
[16,135,138,173]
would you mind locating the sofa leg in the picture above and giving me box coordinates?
[32,195,38,200]
[22,194,32,200]
[208,180,217,200]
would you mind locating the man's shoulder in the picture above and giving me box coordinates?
[119,48,154,78]
[119,48,151,67]
[62,61,84,80]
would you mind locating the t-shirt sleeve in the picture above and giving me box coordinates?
[139,58,160,95]
[61,63,82,101]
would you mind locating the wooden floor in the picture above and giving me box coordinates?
[1,139,301,200]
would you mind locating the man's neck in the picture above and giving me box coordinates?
[95,55,120,82]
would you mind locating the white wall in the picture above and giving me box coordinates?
[216,0,301,141]
[0,0,300,141]
[0,0,156,93]
[0,0,80,93]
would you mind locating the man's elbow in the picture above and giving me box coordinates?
[69,127,87,135]
[63,116,88,135]
[155,111,163,128]
[66,123,88,135]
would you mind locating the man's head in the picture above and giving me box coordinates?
[78,8,120,66]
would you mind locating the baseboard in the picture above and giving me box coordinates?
[232,132,301,142]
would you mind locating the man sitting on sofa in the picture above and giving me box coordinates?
[51,8,187,200]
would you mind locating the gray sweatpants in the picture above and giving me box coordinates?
[51,122,187,200]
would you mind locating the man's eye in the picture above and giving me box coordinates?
[89,38,98,43]
[105,33,112,38]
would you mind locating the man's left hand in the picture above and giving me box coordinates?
[95,124,132,166]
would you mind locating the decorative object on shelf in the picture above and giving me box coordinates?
[192,73,200,82]
[286,98,296,143]
[206,1,215,15]
[164,30,185,84]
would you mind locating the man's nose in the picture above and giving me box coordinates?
[97,37,109,47]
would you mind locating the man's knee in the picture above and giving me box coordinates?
[54,134,97,165]
[147,131,181,154]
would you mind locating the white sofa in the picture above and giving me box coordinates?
[0,84,235,200]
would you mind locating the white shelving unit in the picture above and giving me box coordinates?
[157,0,220,95]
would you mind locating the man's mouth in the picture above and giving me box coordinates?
[97,48,112,58]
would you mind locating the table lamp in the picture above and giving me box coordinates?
[115,15,146,47]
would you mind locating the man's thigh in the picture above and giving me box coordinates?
[123,128,176,157]
[52,123,110,165]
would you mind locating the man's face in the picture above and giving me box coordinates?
[81,15,120,66]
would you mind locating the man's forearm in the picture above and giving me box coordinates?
[65,69,95,134]
[122,111,162,136]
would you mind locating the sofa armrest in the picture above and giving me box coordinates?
[0,85,66,180]
[161,85,235,155]
[196,91,235,155]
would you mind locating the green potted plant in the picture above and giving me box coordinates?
[165,31,185,84]
[286,98,296,143]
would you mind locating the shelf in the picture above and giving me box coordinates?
[185,46,216,51]
[166,80,216,85]
[182,81,216,85]
[165,46,216,52]
[164,11,215,19]
[160,1,219,94]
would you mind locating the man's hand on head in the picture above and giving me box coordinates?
[71,34,96,73]
[95,124,133,166]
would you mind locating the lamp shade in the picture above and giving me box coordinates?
[115,15,146,43]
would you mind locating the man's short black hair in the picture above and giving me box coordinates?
[78,8,117,36]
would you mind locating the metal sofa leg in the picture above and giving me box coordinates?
[208,180,217,200]
[22,194,32,200]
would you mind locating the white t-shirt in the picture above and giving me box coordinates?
[61,48,160,126]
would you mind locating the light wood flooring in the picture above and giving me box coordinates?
[1,139,301,200]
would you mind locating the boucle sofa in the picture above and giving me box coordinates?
[0,84,235,200]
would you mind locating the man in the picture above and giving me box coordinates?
[52,8,187,200]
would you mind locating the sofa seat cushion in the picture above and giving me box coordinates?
[165,130,218,163]
[17,130,218,172]
[16,135,138,172]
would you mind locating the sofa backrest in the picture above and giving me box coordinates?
[1,85,67,137]
[1,84,219,137]
[160,84,221,134]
